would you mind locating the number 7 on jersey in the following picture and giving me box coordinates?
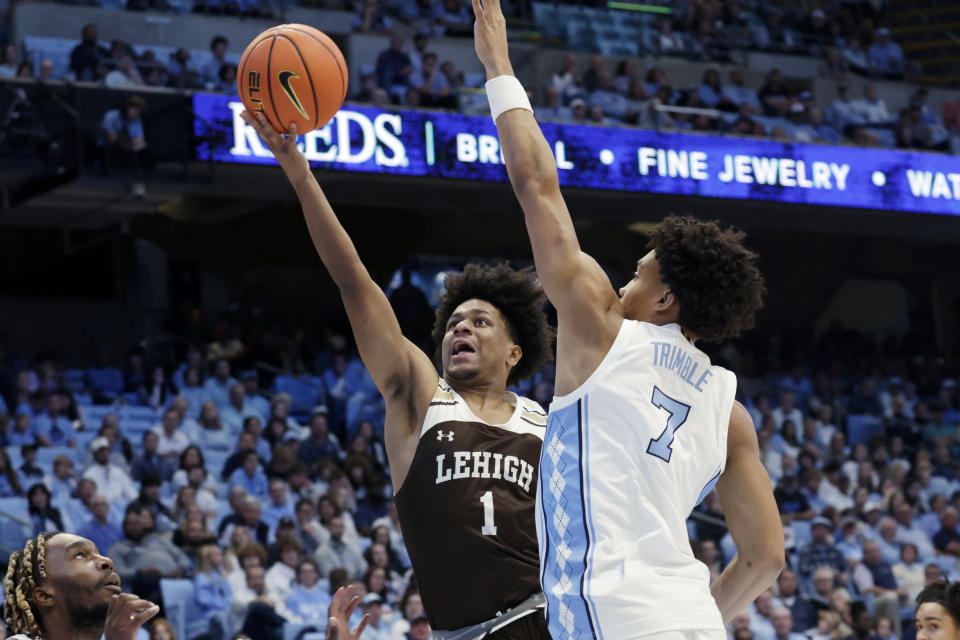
[646,386,691,463]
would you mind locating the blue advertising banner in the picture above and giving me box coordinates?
[193,92,960,216]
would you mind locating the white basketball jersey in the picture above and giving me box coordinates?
[536,320,737,640]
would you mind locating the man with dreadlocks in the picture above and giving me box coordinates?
[4,533,158,640]
[241,110,553,640]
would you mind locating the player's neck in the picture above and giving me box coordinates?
[40,614,104,640]
[445,378,513,420]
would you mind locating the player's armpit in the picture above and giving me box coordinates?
[711,401,785,623]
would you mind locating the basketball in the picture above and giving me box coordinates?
[237,24,348,135]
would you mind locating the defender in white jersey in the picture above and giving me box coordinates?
[471,1,786,638]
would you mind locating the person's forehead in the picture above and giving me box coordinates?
[450,298,503,319]
[917,602,949,620]
[46,533,97,557]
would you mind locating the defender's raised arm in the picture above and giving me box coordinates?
[471,0,620,350]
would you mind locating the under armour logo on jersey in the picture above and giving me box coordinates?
[437,430,454,442]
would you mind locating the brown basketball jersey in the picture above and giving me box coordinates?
[394,379,546,632]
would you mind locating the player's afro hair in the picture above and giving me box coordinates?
[432,263,553,385]
[647,216,765,343]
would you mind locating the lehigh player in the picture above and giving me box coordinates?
[242,111,553,640]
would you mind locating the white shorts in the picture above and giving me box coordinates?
[632,630,727,640]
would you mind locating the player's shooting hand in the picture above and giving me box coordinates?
[104,593,160,640]
[239,110,310,184]
[471,0,513,78]
[325,586,369,640]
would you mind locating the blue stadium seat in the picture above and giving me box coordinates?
[0,497,29,524]
[273,375,323,414]
[284,623,326,640]
[0,515,30,556]
[83,405,118,426]
[790,519,812,549]
[846,414,883,446]
[120,406,162,422]
[65,369,87,393]
[159,579,208,640]
[5,446,23,470]
[35,446,76,469]
[86,367,125,398]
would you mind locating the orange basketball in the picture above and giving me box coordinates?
[237,24,348,134]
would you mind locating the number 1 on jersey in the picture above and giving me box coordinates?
[480,490,498,535]
[646,386,691,462]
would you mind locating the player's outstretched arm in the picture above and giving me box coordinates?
[241,111,436,414]
[711,402,785,622]
[471,0,619,340]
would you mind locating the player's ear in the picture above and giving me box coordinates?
[656,289,675,309]
[31,584,56,611]
[506,344,522,368]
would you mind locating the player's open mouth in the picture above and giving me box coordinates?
[101,574,122,592]
[451,340,476,360]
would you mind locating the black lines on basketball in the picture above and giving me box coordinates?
[266,31,286,134]
[284,25,348,104]
[277,30,320,132]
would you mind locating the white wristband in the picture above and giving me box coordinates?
[485,75,533,124]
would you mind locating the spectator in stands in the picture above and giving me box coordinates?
[722,70,761,115]
[657,20,685,55]
[353,0,393,34]
[549,54,581,105]
[749,589,777,639]
[612,60,635,95]
[851,84,891,125]
[227,541,266,594]
[19,444,43,484]
[776,568,817,632]
[100,94,152,196]
[111,503,193,606]
[375,35,413,97]
[436,0,472,36]
[771,607,806,640]
[830,84,864,130]
[204,357,237,409]
[805,107,841,144]
[852,540,905,635]
[44,455,75,506]
[315,514,366,579]
[223,382,253,432]
[202,36,229,87]
[229,450,269,501]
[589,72,628,122]
[76,493,123,556]
[869,28,904,78]
[70,24,109,82]
[230,563,267,631]
[242,371,271,419]
[7,411,33,448]
[33,389,75,448]
[104,53,144,88]
[263,477,295,534]
[197,401,232,450]
[284,557,331,624]
[538,86,572,121]
[799,9,832,52]
[264,537,300,607]
[298,406,342,468]
[893,542,926,602]
[798,516,848,584]
[842,39,870,75]
[696,69,725,109]
[409,52,453,109]
[776,475,816,523]
[152,407,190,463]
[26,482,63,535]
[294,497,326,555]
[758,68,793,117]
[194,543,233,639]
[216,63,237,94]
[82,437,137,504]
[130,429,164,482]
[0,43,19,78]
[721,3,753,51]
[933,506,960,556]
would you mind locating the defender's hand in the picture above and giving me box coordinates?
[239,110,311,184]
[325,586,369,640]
[471,0,513,78]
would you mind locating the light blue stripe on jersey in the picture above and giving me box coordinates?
[540,399,596,640]
[695,465,722,506]
[580,396,604,640]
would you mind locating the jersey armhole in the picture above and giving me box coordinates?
[717,369,738,476]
